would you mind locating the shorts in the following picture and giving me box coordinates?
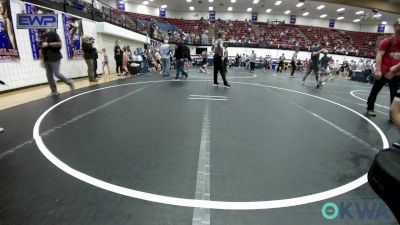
[319,67,330,75]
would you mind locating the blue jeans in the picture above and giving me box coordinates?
[44,60,72,92]
[162,58,170,76]
[175,60,187,79]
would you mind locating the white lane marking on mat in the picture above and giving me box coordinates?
[192,100,211,225]
[0,87,147,161]
[0,140,34,160]
[190,95,227,99]
[188,98,228,101]
[350,90,390,109]
[268,90,379,152]
[34,80,389,210]
[326,94,389,116]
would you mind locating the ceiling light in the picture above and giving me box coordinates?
[353,19,360,22]
[247,8,252,12]
[253,0,259,4]
[209,0,214,2]
[228,6,233,11]
[320,14,327,18]
[337,8,345,12]
[189,6,194,10]
[266,8,272,13]
[160,5,167,8]
[355,11,364,15]
[317,5,325,10]
[209,6,213,11]
[149,0,153,1]
[231,0,236,2]
[275,1,282,6]
[373,13,382,18]
[337,16,344,20]
[302,12,309,16]
[284,10,291,14]
[143,1,149,5]
[382,21,387,25]
[296,2,304,7]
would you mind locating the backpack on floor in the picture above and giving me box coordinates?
[368,148,400,223]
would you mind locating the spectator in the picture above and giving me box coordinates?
[101,48,110,75]
[173,37,188,80]
[160,39,171,77]
[40,29,74,96]
[114,40,123,76]
[82,36,97,82]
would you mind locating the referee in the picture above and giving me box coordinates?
[212,32,231,88]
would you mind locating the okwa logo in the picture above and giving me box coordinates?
[321,202,393,221]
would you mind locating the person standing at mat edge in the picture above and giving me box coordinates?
[212,32,231,88]
[114,40,123,76]
[250,50,256,73]
[173,37,188,80]
[160,39,171,77]
[82,36,97,82]
[366,18,400,117]
[290,50,298,77]
[40,29,74,97]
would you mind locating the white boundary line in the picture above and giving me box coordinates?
[350,90,390,109]
[33,80,388,210]
[190,95,227,99]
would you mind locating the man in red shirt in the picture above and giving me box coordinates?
[366,18,400,117]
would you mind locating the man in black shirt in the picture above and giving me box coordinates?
[114,40,123,75]
[40,29,74,96]
[302,42,325,88]
[82,36,97,82]
[173,37,188,80]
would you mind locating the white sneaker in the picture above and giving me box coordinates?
[48,92,60,97]
[301,81,305,85]
[0,127,4,133]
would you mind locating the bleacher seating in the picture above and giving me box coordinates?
[31,0,390,58]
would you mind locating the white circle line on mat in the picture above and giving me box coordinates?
[33,80,388,210]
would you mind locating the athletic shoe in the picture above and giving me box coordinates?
[367,110,377,117]
[289,76,294,78]
[301,81,305,85]
[213,83,219,87]
[0,127,4,133]
[393,140,400,149]
[316,84,321,88]
[184,75,188,80]
[224,84,232,88]
[69,82,75,91]
[48,92,60,97]
[173,78,180,81]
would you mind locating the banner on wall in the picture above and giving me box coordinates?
[62,13,84,60]
[159,8,166,17]
[290,15,296,24]
[0,0,19,61]
[209,11,216,22]
[329,19,335,28]
[117,0,125,11]
[25,4,55,60]
[377,24,385,33]
[251,13,258,22]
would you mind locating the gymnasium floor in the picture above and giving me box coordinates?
[0,68,398,225]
